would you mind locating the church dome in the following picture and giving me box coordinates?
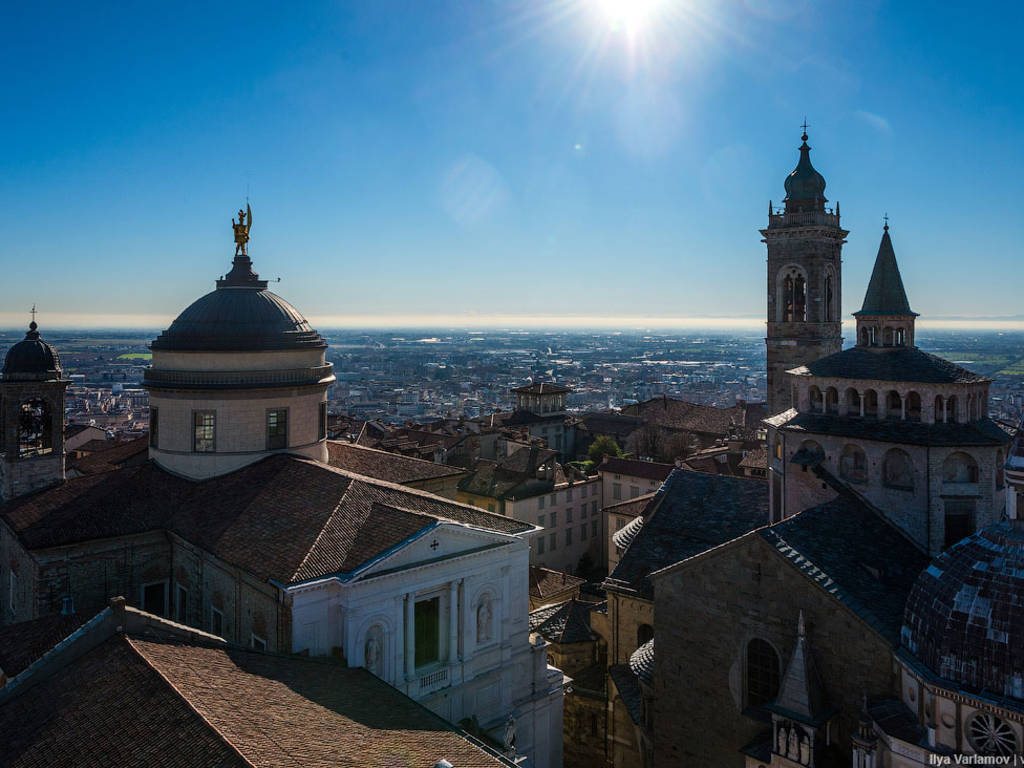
[2,322,62,381]
[901,521,1024,700]
[784,132,827,208]
[629,639,655,685]
[151,255,326,352]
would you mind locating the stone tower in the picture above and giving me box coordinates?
[0,320,69,502]
[762,130,847,415]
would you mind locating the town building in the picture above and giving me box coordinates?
[505,382,575,456]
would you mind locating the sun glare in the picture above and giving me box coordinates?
[594,0,667,35]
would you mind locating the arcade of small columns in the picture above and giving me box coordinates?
[792,378,990,425]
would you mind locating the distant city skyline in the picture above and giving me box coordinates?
[2,1,1021,327]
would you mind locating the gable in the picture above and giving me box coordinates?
[355,523,517,580]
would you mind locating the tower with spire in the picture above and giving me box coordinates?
[762,128,847,415]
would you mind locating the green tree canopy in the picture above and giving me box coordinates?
[588,434,623,466]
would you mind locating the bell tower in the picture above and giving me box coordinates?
[0,318,69,502]
[762,129,847,415]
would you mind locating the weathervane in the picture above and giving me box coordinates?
[232,203,252,256]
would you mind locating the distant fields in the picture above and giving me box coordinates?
[116,352,152,360]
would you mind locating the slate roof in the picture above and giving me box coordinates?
[0,454,530,586]
[608,664,643,724]
[529,566,585,601]
[771,410,1010,447]
[529,599,597,644]
[605,470,769,599]
[854,228,916,316]
[325,441,465,484]
[759,492,929,644]
[598,456,675,482]
[458,446,564,501]
[0,613,86,679]
[0,633,510,768]
[788,345,986,384]
[628,639,654,684]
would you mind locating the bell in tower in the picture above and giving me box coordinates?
[762,126,848,415]
[0,315,69,501]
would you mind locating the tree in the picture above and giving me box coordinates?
[589,434,623,466]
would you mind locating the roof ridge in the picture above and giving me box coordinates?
[124,636,258,768]
[288,479,352,583]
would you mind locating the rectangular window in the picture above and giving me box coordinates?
[250,634,267,651]
[566,487,573,501]
[538,514,546,528]
[581,485,588,498]
[566,528,573,547]
[415,597,441,668]
[175,584,188,624]
[538,495,546,510]
[630,486,640,499]
[613,483,622,500]
[549,533,557,551]
[318,402,328,441]
[550,493,557,506]
[211,607,224,638]
[616,518,625,530]
[591,501,598,515]
[566,507,573,523]
[580,524,587,540]
[141,580,168,617]
[267,408,288,450]
[538,536,546,555]
[591,520,597,538]
[193,411,216,453]
[150,407,159,448]
[550,511,558,527]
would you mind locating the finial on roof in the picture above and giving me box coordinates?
[798,609,806,637]
[800,117,809,143]
[29,304,37,332]
[883,212,889,231]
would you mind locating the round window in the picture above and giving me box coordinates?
[968,711,1017,756]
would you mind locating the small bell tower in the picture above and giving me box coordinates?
[0,316,69,502]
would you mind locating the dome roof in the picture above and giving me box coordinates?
[629,639,655,684]
[2,322,62,380]
[784,132,827,209]
[151,255,326,352]
[613,515,644,552]
[901,521,1024,700]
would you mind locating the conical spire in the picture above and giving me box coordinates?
[855,224,917,316]
[770,611,831,725]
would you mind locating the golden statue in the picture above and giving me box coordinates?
[232,203,252,256]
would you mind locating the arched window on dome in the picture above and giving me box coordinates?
[947,395,959,424]
[942,452,979,484]
[906,392,922,422]
[809,386,823,414]
[745,638,780,709]
[18,399,52,456]
[844,387,861,417]
[825,387,839,415]
[839,444,867,484]
[885,390,903,420]
[883,448,915,490]
[864,389,879,418]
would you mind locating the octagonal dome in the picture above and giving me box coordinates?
[2,322,62,381]
[901,521,1024,700]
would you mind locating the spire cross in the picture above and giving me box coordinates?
[30,304,37,324]
[883,212,889,231]
[801,117,809,134]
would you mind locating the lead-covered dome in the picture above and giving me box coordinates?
[2,322,62,380]
[151,255,326,352]
[901,521,1024,700]
[784,132,827,211]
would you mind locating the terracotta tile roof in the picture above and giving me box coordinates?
[0,454,531,586]
[598,456,675,482]
[529,565,585,600]
[603,493,655,519]
[619,397,765,438]
[0,613,86,680]
[68,435,150,475]
[739,447,768,470]
[326,441,465,483]
[605,470,768,599]
[0,633,509,767]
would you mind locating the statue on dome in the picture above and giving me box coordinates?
[233,203,252,256]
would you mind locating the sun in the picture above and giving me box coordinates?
[593,0,668,35]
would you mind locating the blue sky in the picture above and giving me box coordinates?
[1,0,1021,329]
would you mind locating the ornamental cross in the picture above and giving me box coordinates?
[884,212,889,229]
[801,117,809,134]
[30,304,37,324]
[430,539,440,551]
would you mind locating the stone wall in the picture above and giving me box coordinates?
[652,533,897,767]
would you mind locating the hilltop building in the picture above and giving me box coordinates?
[0,213,564,768]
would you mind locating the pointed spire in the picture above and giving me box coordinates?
[770,611,831,725]
[854,224,917,316]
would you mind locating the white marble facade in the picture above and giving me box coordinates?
[288,520,564,768]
